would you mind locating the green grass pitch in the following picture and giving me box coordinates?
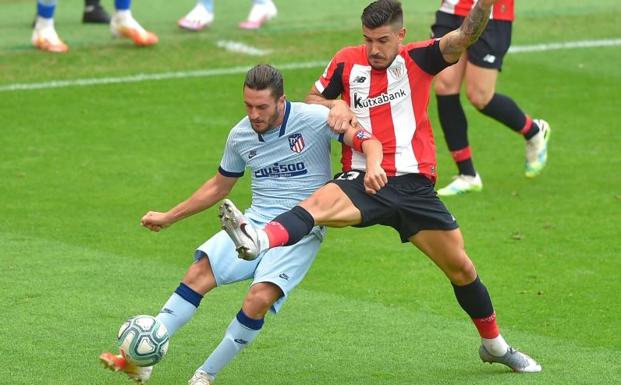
[1,0,620,384]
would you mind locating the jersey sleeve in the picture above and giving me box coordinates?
[314,53,345,100]
[407,39,453,76]
[218,130,245,177]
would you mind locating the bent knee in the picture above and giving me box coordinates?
[466,87,493,110]
[182,257,216,294]
[435,77,461,95]
[243,283,283,318]
[448,256,477,286]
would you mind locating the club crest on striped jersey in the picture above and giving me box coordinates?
[389,62,405,79]
[288,133,305,153]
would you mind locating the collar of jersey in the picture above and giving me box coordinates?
[258,101,291,142]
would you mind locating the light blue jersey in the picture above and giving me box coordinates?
[219,101,341,223]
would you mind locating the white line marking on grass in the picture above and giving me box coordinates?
[1,38,620,93]
[0,61,326,92]
[508,38,621,53]
[216,40,273,56]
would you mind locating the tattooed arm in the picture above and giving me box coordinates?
[439,0,497,63]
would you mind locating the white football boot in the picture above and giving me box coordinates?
[219,199,264,260]
[239,0,277,29]
[479,345,542,372]
[110,11,158,46]
[437,173,483,197]
[524,119,551,178]
[32,18,68,53]
[99,352,153,384]
[178,3,214,31]
[188,369,215,385]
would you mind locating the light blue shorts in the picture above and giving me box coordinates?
[195,219,323,313]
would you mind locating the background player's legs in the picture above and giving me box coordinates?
[110,0,159,46]
[239,0,278,30]
[33,0,69,53]
[435,55,474,176]
[466,64,550,178]
[466,63,539,138]
[409,229,540,371]
[178,0,215,31]
[83,0,110,23]
[435,56,483,196]
[191,282,282,383]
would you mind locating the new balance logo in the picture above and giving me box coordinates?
[234,338,248,344]
[352,76,367,83]
[483,54,496,64]
[279,273,290,281]
[353,89,406,109]
[160,308,174,315]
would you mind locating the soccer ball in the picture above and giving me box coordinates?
[117,315,169,367]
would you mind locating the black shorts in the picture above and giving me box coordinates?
[330,171,459,243]
[431,11,512,70]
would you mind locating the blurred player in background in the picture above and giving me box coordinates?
[99,64,385,385]
[432,0,551,196]
[32,0,158,53]
[178,0,277,31]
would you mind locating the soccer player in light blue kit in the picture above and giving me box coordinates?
[99,64,386,385]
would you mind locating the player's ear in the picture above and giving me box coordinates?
[398,27,406,42]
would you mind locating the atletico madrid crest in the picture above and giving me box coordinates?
[288,133,305,153]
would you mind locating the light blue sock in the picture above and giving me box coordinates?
[201,310,264,378]
[199,0,214,13]
[253,0,269,5]
[155,283,203,337]
[114,0,131,11]
[37,0,57,19]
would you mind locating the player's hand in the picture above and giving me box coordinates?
[141,211,172,232]
[328,100,358,134]
[364,164,387,195]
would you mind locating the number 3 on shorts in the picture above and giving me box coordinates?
[336,171,361,181]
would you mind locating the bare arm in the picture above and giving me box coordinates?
[439,0,496,63]
[141,173,238,232]
[341,127,387,194]
[306,85,358,134]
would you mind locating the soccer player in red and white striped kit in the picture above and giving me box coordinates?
[433,0,551,196]
[220,0,542,373]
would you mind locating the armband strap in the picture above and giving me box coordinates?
[352,129,375,152]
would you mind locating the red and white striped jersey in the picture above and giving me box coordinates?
[315,39,451,181]
[439,0,514,21]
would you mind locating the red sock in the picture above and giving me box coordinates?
[264,221,289,248]
[472,312,500,339]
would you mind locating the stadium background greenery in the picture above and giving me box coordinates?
[1,0,620,384]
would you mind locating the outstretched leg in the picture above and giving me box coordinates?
[410,229,541,372]
[220,183,360,260]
